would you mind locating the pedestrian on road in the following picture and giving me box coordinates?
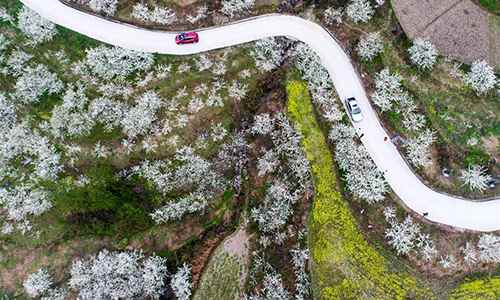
[423,212,429,217]
[384,136,388,141]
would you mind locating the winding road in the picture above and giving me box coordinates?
[20,0,500,232]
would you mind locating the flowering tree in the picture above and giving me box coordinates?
[323,7,343,26]
[220,0,255,18]
[462,241,478,265]
[131,3,176,25]
[408,39,438,70]
[24,269,67,300]
[356,32,384,61]
[385,215,421,255]
[477,234,500,263]
[460,165,492,191]
[371,68,407,112]
[247,269,291,300]
[121,91,163,138]
[464,60,498,95]
[82,45,154,80]
[346,0,374,23]
[88,0,118,16]
[290,248,310,300]
[23,269,53,298]
[50,85,94,139]
[405,129,435,168]
[171,263,192,300]
[89,97,126,132]
[14,64,63,104]
[18,6,57,45]
[251,38,287,72]
[251,113,274,135]
[69,249,168,299]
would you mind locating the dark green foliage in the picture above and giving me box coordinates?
[464,147,491,167]
[51,163,154,238]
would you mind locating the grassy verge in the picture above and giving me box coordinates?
[193,246,244,300]
[286,80,432,299]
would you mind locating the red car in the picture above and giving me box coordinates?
[175,32,199,45]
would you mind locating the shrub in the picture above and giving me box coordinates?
[408,38,438,71]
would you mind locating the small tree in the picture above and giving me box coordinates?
[17,6,57,45]
[89,0,118,16]
[171,263,192,300]
[464,60,497,95]
[408,38,438,71]
[460,165,492,191]
[23,269,53,298]
[477,234,500,263]
[356,32,384,61]
[346,0,374,23]
[323,7,343,26]
[385,216,421,255]
[220,0,255,18]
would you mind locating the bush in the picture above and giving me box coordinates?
[52,163,153,237]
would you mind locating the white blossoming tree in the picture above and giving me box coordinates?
[131,3,176,25]
[464,60,498,95]
[220,0,255,18]
[477,234,500,263]
[346,0,374,23]
[14,64,63,104]
[18,6,57,45]
[251,38,286,72]
[385,215,421,256]
[23,269,53,298]
[69,249,168,299]
[460,165,492,191]
[408,38,438,71]
[171,263,192,300]
[89,0,118,16]
[323,7,343,26]
[405,129,435,168]
[356,32,384,61]
[371,68,407,112]
[82,45,154,80]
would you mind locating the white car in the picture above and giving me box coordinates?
[346,97,363,122]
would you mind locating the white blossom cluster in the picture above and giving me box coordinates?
[171,263,192,300]
[356,32,384,61]
[79,45,154,80]
[408,38,438,70]
[247,268,291,300]
[251,37,287,72]
[89,97,126,132]
[69,249,168,299]
[133,147,227,223]
[323,7,343,26]
[0,93,16,132]
[4,50,33,77]
[17,6,57,45]
[460,165,493,191]
[464,60,498,95]
[329,124,387,203]
[220,0,255,18]
[23,269,67,300]
[477,234,500,263]
[251,113,311,243]
[121,91,163,138]
[131,3,177,25]
[405,129,435,167]
[50,84,94,139]
[384,213,437,260]
[290,248,310,300]
[346,0,374,23]
[14,64,63,104]
[88,0,118,16]
[371,68,407,112]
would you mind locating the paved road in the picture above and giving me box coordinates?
[21,0,500,232]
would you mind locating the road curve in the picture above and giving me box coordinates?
[20,0,500,232]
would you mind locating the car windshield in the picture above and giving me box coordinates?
[178,34,185,40]
[350,102,361,113]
